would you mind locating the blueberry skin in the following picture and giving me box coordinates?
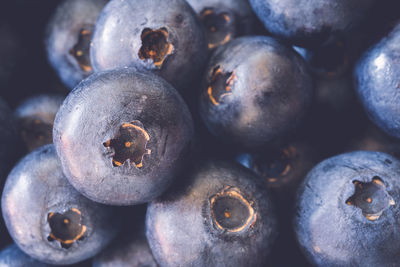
[53,69,194,205]
[354,23,400,139]
[0,244,53,267]
[185,0,259,50]
[199,36,313,150]
[249,0,375,47]
[90,0,208,91]
[146,161,278,267]
[1,145,119,265]
[93,231,157,267]
[15,94,65,152]
[46,0,108,89]
[295,151,400,266]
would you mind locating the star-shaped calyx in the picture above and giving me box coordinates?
[103,121,151,168]
[346,177,395,221]
[47,208,86,249]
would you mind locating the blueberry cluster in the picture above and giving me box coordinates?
[1,0,400,266]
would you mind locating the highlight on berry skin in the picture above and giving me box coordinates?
[346,177,395,221]
[138,27,174,68]
[103,121,151,168]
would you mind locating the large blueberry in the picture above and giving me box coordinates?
[199,36,313,150]
[45,0,108,89]
[1,145,119,265]
[15,94,65,151]
[295,151,400,266]
[90,0,208,92]
[53,69,194,205]
[0,244,53,267]
[185,0,260,50]
[354,23,400,139]
[146,161,278,267]
[249,0,376,47]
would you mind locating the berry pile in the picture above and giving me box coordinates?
[1,0,400,266]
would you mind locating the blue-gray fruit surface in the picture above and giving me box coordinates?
[146,161,278,267]
[295,151,400,266]
[199,36,313,150]
[355,22,400,139]
[53,69,194,205]
[1,145,119,265]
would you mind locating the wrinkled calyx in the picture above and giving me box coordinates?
[103,121,151,168]
[70,25,93,72]
[210,186,256,232]
[47,208,86,249]
[207,65,236,106]
[346,177,395,221]
[138,27,174,68]
[200,8,234,49]
[253,146,296,183]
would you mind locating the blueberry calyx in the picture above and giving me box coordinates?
[209,186,256,233]
[20,118,52,147]
[138,27,174,68]
[200,8,234,49]
[207,66,236,106]
[47,208,87,249]
[103,121,151,168]
[69,25,93,72]
[346,177,395,221]
[253,146,296,183]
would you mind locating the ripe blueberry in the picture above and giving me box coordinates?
[1,145,119,265]
[53,69,194,205]
[199,36,313,150]
[146,161,278,267]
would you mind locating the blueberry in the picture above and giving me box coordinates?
[15,94,65,152]
[1,145,119,265]
[354,22,400,139]
[237,141,317,193]
[53,69,194,205]
[45,0,108,89]
[295,151,400,266]
[0,244,53,267]
[146,161,278,267]
[185,0,259,50]
[199,36,313,150]
[249,0,376,47]
[90,0,208,91]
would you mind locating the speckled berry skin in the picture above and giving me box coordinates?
[146,161,278,267]
[46,0,108,89]
[355,23,400,139]
[90,0,208,91]
[295,151,400,267]
[0,244,53,267]
[249,0,375,47]
[1,145,119,265]
[15,94,65,151]
[185,0,259,50]
[199,36,313,150]
[53,69,194,205]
